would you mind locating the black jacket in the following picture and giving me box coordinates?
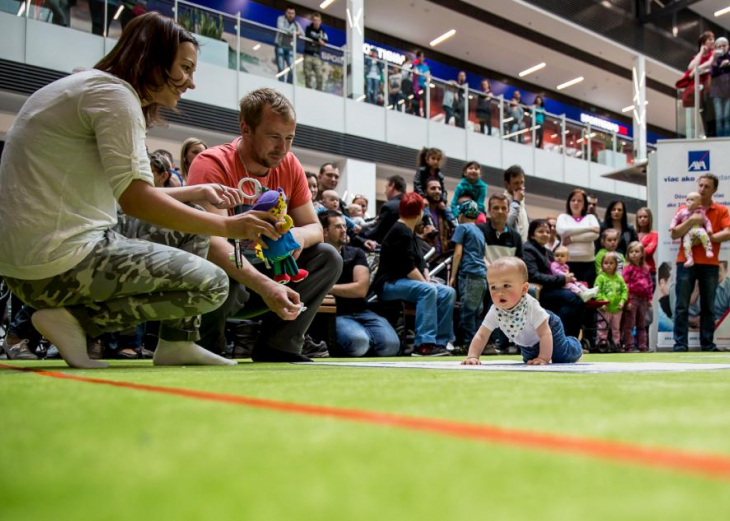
[360,194,403,244]
[523,240,566,290]
[598,222,638,256]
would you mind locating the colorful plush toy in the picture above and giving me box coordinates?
[251,188,309,284]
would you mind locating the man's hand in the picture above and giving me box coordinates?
[199,183,244,209]
[363,240,378,251]
[260,281,303,321]
[526,357,548,365]
[226,211,281,243]
[461,357,481,365]
[565,273,577,284]
[449,276,457,287]
[289,227,306,260]
[513,188,525,202]
[688,213,705,226]
[562,236,572,246]
[438,201,446,211]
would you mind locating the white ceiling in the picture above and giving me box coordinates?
[690,0,730,32]
[300,0,682,132]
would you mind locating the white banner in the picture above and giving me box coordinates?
[653,139,730,349]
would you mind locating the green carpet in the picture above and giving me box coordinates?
[1,352,729,520]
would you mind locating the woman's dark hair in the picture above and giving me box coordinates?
[149,153,172,187]
[528,219,550,240]
[603,200,629,232]
[535,95,544,107]
[462,161,481,177]
[565,189,588,217]
[699,31,715,48]
[94,12,198,128]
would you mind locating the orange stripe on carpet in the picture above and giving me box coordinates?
[3,362,730,482]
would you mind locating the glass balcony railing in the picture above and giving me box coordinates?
[2,0,654,168]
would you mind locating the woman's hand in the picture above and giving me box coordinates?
[226,211,281,243]
[199,183,244,209]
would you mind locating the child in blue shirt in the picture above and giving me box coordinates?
[449,200,488,349]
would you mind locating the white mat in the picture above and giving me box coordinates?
[303,360,730,373]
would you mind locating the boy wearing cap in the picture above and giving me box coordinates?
[450,200,488,351]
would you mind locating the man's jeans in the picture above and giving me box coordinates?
[366,77,380,104]
[674,263,718,351]
[457,273,486,347]
[276,46,294,84]
[335,310,400,357]
[381,279,456,346]
[713,97,730,137]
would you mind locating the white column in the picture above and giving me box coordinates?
[337,158,376,218]
[347,0,365,99]
[633,55,647,161]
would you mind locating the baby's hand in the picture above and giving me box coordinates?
[461,357,481,365]
[526,358,548,365]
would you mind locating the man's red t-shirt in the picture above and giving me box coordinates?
[187,137,311,215]
[675,202,730,266]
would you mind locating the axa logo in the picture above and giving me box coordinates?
[688,150,710,172]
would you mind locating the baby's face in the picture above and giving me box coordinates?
[349,204,363,218]
[488,267,528,310]
[323,196,340,211]
[554,251,569,264]
[686,194,701,211]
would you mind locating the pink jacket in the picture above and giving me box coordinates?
[622,264,654,300]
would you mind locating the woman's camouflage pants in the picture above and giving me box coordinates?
[4,217,228,342]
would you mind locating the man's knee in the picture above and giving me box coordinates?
[338,329,370,357]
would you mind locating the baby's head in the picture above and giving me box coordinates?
[487,257,530,311]
[554,246,570,265]
[686,192,701,211]
[601,251,619,275]
[349,203,363,218]
[321,190,340,211]
[601,228,620,252]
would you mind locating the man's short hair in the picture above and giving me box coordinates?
[239,88,296,129]
[318,209,343,229]
[489,257,528,283]
[488,193,508,210]
[425,178,441,189]
[311,12,321,19]
[388,175,407,193]
[699,173,719,190]
[319,162,337,175]
[720,260,728,270]
[503,165,525,183]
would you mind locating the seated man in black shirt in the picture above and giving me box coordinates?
[371,192,456,357]
[352,175,406,249]
[320,211,400,356]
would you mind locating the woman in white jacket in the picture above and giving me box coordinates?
[556,189,600,288]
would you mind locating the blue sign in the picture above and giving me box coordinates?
[688,150,710,172]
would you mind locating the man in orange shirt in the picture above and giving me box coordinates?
[188,88,342,361]
[670,174,730,351]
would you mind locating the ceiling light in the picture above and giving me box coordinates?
[557,77,584,90]
[113,5,124,20]
[715,6,730,17]
[621,101,648,113]
[320,0,336,9]
[253,44,261,51]
[519,62,546,78]
[430,29,456,47]
[672,26,678,37]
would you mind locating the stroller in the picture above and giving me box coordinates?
[580,298,617,353]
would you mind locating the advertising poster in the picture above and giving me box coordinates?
[654,139,730,349]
